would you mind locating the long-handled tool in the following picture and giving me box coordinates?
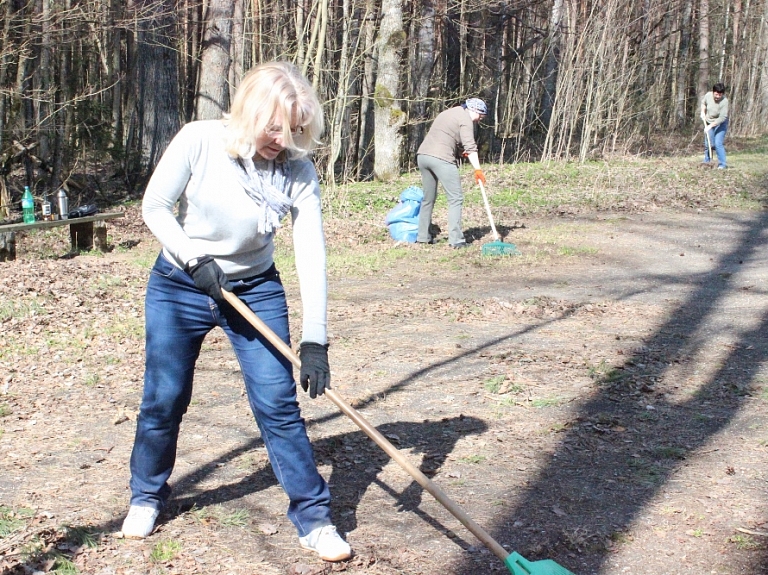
[478,181,518,256]
[222,289,574,575]
[703,119,715,168]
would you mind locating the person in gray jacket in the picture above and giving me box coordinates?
[120,61,351,563]
[416,98,487,249]
[701,82,729,169]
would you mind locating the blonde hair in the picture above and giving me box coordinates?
[224,61,324,159]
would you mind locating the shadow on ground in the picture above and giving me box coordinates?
[444,210,768,574]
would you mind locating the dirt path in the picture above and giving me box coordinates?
[1,208,767,574]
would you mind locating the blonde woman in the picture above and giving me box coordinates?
[121,61,351,562]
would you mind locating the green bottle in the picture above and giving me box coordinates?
[22,186,35,223]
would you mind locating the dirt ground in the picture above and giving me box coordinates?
[2,185,768,574]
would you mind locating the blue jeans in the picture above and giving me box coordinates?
[417,154,466,246]
[129,253,331,537]
[704,119,728,168]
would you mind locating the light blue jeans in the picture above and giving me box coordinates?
[128,253,331,537]
[704,118,728,168]
[417,154,466,246]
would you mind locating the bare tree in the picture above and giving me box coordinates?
[373,0,405,181]
[195,0,235,120]
[698,0,711,96]
[129,0,181,176]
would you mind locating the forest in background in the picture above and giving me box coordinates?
[0,0,767,217]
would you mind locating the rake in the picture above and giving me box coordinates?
[703,119,715,168]
[478,181,519,256]
[222,289,575,575]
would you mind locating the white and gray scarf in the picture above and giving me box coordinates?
[230,155,293,234]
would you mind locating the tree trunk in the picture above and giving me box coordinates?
[541,0,564,129]
[675,0,693,125]
[131,0,182,177]
[110,0,124,145]
[760,0,768,129]
[410,0,435,161]
[195,0,234,120]
[325,0,352,184]
[718,0,730,80]
[373,0,405,182]
[230,0,245,97]
[38,0,53,163]
[698,0,710,97]
[356,0,378,180]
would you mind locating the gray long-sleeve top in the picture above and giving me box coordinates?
[141,120,328,344]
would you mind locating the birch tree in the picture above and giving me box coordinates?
[373,0,405,181]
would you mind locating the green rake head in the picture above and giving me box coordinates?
[481,240,519,257]
[504,552,576,575]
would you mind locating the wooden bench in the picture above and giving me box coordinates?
[0,211,125,261]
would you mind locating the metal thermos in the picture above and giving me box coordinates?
[56,189,68,220]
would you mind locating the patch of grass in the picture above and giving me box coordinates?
[557,245,598,256]
[654,446,686,460]
[61,525,99,548]
[628,458,662,485]
[83,373,100,387]
[50,555,79,574]
[103,315,144,340]
[609,531,633,544]
[728,534,761,550]
[484,375,506,393]
[530,397,562,408]
[0,299,48,322]
[460,455,486,464]
[95,275,125,290]
[149,538,182,563]
[0,404,12,417]
[218,508,250,527]
[0,505,31,537]
[192,505,250,528]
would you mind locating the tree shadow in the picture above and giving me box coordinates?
[446,210,768,574]
[166,416,486,543]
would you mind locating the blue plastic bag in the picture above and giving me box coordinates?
[386,186,423,243]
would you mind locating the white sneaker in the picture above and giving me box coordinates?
[121,505,159,539]
[299,525,352,562]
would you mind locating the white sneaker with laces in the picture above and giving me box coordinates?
[121,505,160,539]
[299,525,352,561]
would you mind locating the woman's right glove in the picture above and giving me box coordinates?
[185,256,233,303]
[298,342,330,399]
[474,169,486,184]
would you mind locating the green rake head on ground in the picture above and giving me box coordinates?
[481,239,519,256]
[505,551,577,575]
[477,181,521,257]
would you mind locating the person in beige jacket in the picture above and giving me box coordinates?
[416,98,487,248]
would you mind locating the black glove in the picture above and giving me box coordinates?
[185,256,233,302]
[298,342,330,399]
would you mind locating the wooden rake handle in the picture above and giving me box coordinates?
[221,288,510,562]
[478,181,500,242]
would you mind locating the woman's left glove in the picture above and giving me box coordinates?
[474,169,486,184]
[185,256,233,303]
[298,342,330,398]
